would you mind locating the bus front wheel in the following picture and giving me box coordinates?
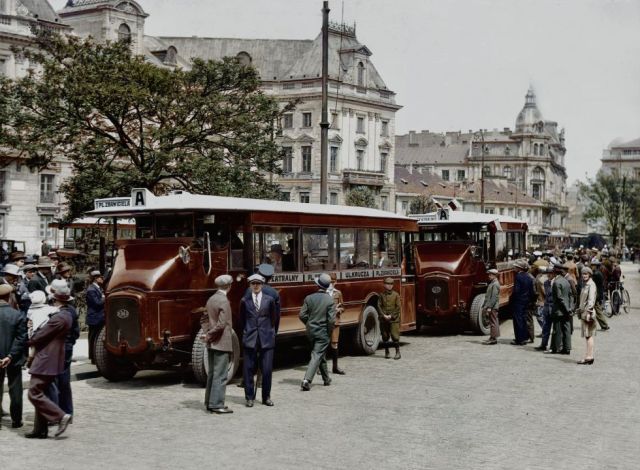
[191,327,241,386]
[355,305,381,355]
[469,293,490,335]
[94,326,138,382]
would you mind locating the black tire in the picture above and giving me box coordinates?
[611,290,622,316]
[94,326,138,382]
[191,327,241,386]
[355,305,381,355]
[469,293,490,335]
[623,289,631,313]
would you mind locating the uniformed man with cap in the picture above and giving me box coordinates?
[547,263,573,354]
[378,277,402,359]
[327,272,345,374]
[239,273,277,407]
[300,273,336,391]
[482,269,500,345]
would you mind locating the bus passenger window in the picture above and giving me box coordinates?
[494,232,508,262]
[340,229,371,269]
[156,214,194,238]
[302,228,338,272]
[135,216,153,239]
[253,227,298,272]
[230,229,245,270]
[373,231,399,268]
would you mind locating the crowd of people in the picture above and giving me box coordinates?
[0,249,106,438]
[201,264,401,414]
[482,247,625,365]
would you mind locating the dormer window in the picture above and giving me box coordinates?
[357,62,365,87]
[164,46,177,66]
[118,23,132,43]
[237,51,252,67]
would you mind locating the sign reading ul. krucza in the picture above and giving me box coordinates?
[270,268,401,284]
[94,197,131,210]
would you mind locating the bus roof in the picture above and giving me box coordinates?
[50,217,136,229]
[413,209,526,229]
[88,188,414,224]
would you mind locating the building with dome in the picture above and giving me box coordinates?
[395,87,569,235]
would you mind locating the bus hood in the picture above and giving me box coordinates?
[107,240,216,292]
[414,243,475,276]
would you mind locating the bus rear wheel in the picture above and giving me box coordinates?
[94,326,138,382]
[355,305,381,355]
[469,293,490,335]
[191,327,241,386]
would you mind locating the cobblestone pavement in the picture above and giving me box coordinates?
[2,263,640,470]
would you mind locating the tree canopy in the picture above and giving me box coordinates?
[0,30,292,222]
[578,172,640,247]
[408,194,438,214]
[345,186,377,209]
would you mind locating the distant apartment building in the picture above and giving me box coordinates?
[600,137,640,179]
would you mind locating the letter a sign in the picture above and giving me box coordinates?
[132,189,147,207]
[438,208,448,220]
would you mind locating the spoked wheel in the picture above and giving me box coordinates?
[611,290,622,316]
[622,289,631,314]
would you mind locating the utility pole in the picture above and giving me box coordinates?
[474,130,486,213]
[319,1,330,204]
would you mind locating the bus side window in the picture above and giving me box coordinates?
[230,228,245,270]
[340,229,371,269]
[253,227,298,272]
[135,216,153,239]
[302,228,337,272]
[373,231,399,268]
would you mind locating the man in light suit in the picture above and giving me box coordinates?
[240,274,277,408]
[203,274,234,414]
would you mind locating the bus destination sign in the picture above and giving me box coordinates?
[94,197,131,209]
[270,268,401,285]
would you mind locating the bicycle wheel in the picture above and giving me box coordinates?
[623,289,631,314]
[611,290,622,315]
[604,297,613,318]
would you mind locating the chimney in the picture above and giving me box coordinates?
[409,131,416,145]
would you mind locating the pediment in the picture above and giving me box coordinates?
[378,140,392,150]
[354,137,368,147]
[279,135,297,144]
[297,134,315,143]
[329,134,343,144]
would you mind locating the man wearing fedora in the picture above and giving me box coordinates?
[0,283,27,429]
[482,268,501,345]
[268,244,284,273]
[26,284,74,439]
[547,263,573,355]
[17,263,37,314]
[1,263,21,310]
[300,273,336,391]
[86,271,105,364]
[203,274,234,414]
[240,274,277,407]
[28,257,53,293]
[510,259,535,346]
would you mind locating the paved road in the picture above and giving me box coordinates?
[2,264,640,469]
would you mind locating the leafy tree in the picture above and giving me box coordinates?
[408,194,438,214]
[578,172,640,247]
[345,186,377,209]
[0,30,293,222]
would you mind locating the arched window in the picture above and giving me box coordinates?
[357,62,365,87]
[237,51,252,67]
[118,23,132,43]
[503,166,513,180]
[539,144,545,156]
[533,143,538,156]
[532,167,545,180]
[483,165,491,177]
[164,46,177,66]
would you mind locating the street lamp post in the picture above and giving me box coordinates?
[319,1,330,204]
[474,130,486,213]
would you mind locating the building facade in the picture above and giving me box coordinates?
[395,87,569,233]
[0,0,72,253]
[600,137,640,179]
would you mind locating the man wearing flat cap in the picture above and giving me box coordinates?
[86,271,105,364]
[509,259,535,346]
[300,273,336,391]
[203,274,234,414]
[547,263,573,354]
[482,269,501,345]
[240,274,277,407]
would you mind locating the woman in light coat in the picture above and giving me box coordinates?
[577,267,597,364]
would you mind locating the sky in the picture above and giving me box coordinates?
[51,0,640,183]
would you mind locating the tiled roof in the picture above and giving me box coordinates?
[395,143,468,165]
[612,137,640,149]
[19,0,61,23]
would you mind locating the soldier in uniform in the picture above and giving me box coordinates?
[547,263,573,355]
[482,269,500,345]
[327,272,345,374]
[378,277,401,360]
[300,273,336,391]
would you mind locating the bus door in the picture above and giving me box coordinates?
[400,231,416,332]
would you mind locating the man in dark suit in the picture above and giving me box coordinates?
[0,284,27,429]
[26,286,74,439]
[548,263,573,355]
[240,274,277,407]
[510,259,535,346]
[85,270,105,364]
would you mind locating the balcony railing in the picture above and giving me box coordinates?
[342,169,386,187]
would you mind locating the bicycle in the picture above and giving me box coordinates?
[605,281,630,316]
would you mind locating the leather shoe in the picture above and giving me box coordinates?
[262,398,274,406]
[25,430,48,439]
[54,414,72,438]
[544,350,559,354]
[245,399,254,408]
[510,340,526,345]
[534,346,547,351]
[300,380,311,391]
[482,338,497,345]
[560,350,570,355]
[332,367,345,375]
[212,408,233,414]
[12,421,23,429]
[323,377,332,386]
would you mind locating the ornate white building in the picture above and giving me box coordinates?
[0,0,72,253]
[395,87,569,232]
